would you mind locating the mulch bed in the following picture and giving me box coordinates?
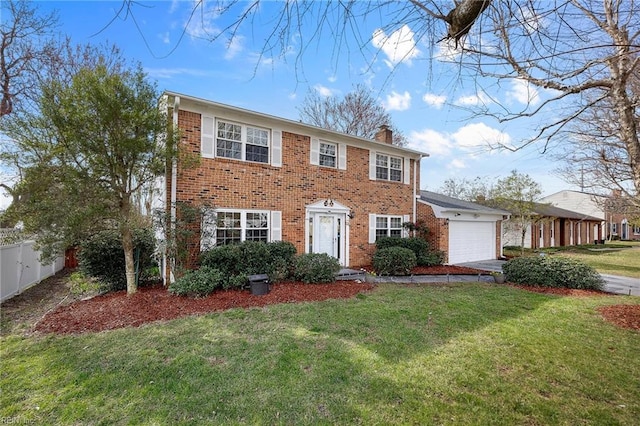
[598,305,640,330]
[33,281,374,335]
[6,265,638,335]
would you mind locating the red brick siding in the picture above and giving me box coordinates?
[169,109,417,268]
[416,202,449,263]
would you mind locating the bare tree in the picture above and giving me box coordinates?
[0,0,59,117]
[298,84,407,145]
[438,176,493,202]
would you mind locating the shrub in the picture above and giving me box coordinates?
[293,253,341,284]
[79,228,156,292]
[375,236,441,266]
[372,247,417,276]
[266,241,297,282]
[502,255,604,290]
[168,267,225,297]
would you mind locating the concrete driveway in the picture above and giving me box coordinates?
[455,259,640,296]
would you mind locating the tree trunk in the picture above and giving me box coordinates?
[120,194,137,295]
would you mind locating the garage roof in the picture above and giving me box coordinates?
[419,191,509,215]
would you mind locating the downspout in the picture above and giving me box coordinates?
[169,96,180,284]
[412,155,423,228]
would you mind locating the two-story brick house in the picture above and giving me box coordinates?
[161,92,427,279]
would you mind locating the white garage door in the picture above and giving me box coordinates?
[448,221,496,264]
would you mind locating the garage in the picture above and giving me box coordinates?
[448,220,496,264]
[417,191,509,265]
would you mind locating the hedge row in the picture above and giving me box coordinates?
[502,255,604,290]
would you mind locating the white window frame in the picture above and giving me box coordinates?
[369,151,410,184]
[201,209,282,250]
[215,119,270,164]
[611,222,618,234]
[310,138,347,170]
[319,141,337,168]
[634,225,640,235]
[368,214,410,243]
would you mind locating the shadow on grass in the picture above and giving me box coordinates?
[2,283,638,424]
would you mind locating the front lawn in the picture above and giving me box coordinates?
[1,283,639,425]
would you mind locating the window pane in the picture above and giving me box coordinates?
[246,229,268,242]
[217,121,241,141]
[390,217,402,228]
[216,139,241,159]
[390,229,402,237]
[247,127,269,146]
[390,169,402,182]
[217,212,241,228]
[320,143,336,156]
[376,154,388,167]
[376,217,388,229]
[376,166,388,180]
[246,212,268,228]
[390,157,402,169]
[319,154,336,168]
[246,144,269,163]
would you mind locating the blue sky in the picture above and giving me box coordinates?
[1,1,581,210]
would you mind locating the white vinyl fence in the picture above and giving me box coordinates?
[0,240,64,303]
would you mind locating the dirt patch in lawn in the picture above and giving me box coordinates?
[598,305,640,331]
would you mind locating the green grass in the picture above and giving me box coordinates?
[504,242,640,278]
[2,283,639,425]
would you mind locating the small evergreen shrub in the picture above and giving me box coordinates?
[375,236,441,266]
[293,253,341,284]
[266,241,297,282]
[373,247,417,276]
[168,267,225,297]
[79,228,156,292]
[502,256,604,290]
[201,240,297,284]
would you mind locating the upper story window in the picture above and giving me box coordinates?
[216,120,269,164]
[376,154,402,182]
[319,142,337,168]
[201,115,282,166]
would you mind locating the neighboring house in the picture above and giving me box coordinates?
[502,203,603,249]
[417,191,508,264]
[542,190,640,241]
[160,92,427,279]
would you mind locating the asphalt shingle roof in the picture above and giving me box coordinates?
[419,191,508,215]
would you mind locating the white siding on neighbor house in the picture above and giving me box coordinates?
[502,220,532,248]
[448,221,496,264]
[542,191,605,220]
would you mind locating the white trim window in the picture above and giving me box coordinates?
[611,222,618,234]
[201,209,282,249]
[215,119,270,163]
[634,224,640,235]
[319,141,337,168]
[376,215,403,240]
[376,153,402,182]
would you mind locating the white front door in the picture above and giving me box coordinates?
[311,212,345,264]
[317,215,337,257]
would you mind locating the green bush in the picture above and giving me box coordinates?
[373,247,417,276]
[293,253,341,284]
[200,240,297,284]
[168,267,225,297]
[78,228,156,292]
[375,237,441,266]
[502,255,604,290]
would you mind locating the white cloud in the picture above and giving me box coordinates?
[506,79,540,106]
[455,92,492,106]
[224,35,244,60]
[144,67,211,79]
[422,93,446,109]
[384,91,411,111]
[372,25,420,68]
[448,159,467,169]
[451,123,512,151]
[407,129,452,156]
[313,84,337,97]
[327,75,337,83]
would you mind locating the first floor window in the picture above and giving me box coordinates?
[634,225,640,234]
[375,216,403,240]
[214,210,270,245]
[611,223,618,234]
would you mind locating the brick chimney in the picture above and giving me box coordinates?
[374,124,393,144]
